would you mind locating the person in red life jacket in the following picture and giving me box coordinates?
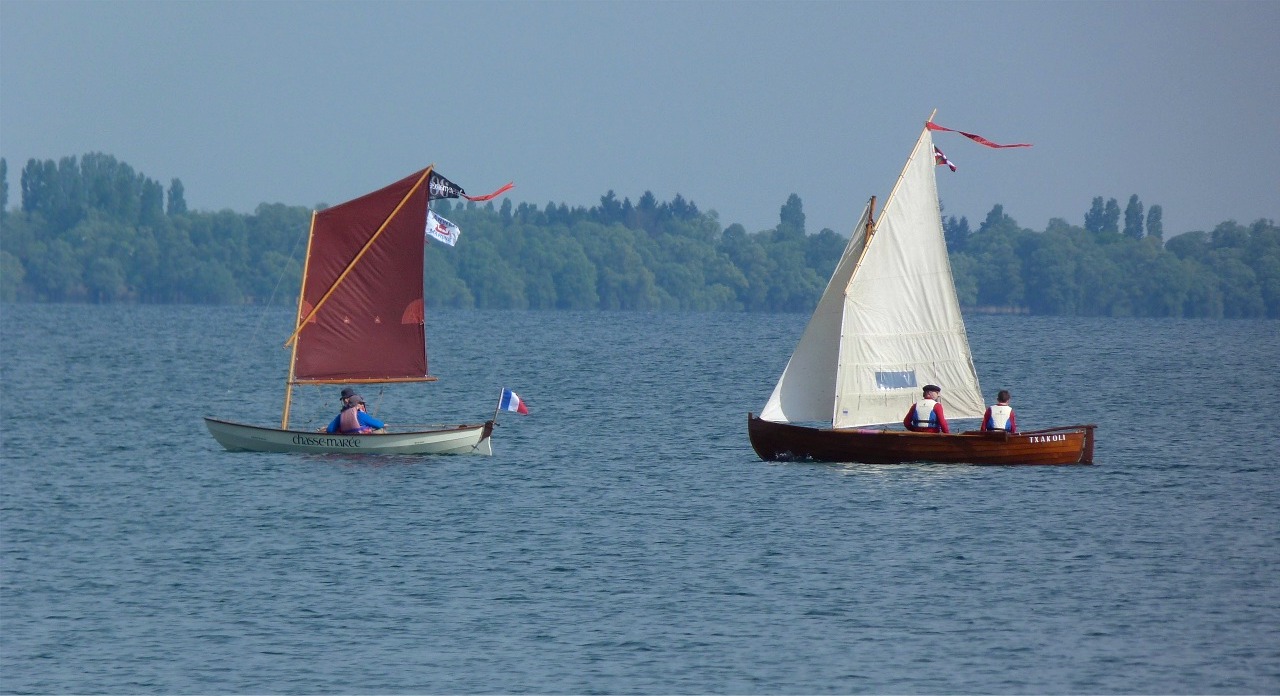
[981,389,1018,433]
[903,384,949,433]
[326,388,386,434]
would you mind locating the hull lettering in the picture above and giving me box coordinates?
[292,434,362,448]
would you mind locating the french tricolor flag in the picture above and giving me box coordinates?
[499,388,529,415]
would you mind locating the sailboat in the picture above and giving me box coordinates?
[205,167,495,455]
[747,119,1096,465]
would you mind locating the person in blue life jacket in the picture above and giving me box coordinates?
[903,384,950,433]
[326,387,386,434]
[981,389,1018,433]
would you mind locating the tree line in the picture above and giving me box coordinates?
[0,154,1276,318]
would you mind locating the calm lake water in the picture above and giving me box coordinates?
[1,304,1277,694]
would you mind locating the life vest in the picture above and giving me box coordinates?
[912,399,940,432]
[338,406,371,434]
[986,404,1014,431]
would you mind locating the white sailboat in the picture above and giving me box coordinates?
[748,118,1095,465]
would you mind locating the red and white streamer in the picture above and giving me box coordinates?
[926,121,1032,148]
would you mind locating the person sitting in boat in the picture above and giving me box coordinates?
[981,389,1018,433]
[904,384,949,433]
[326,389,386,434]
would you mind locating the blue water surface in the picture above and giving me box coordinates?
[1,304,1277,693]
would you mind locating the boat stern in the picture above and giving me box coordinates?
[473,420,496,456]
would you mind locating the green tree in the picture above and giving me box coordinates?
[1245,219,1279,317]
[595,190,623,226]
[1076,244,1125,315]
[584,224,662,309]
[944,214,971,253]
[1180,260,1224,318]
[139,179,164,227]
[1165,230,1208,260]
[6,150,1276,319]
[977,204,1019,236]
[1102,198,1121,234]
[423,247,475,308]
[21,157,83,233]
[167,178,187,215]
[1211,253,1265,318]
[552,234,599,309]
[0,158,8,223]
[25,238,83,300]
[453,227,527,309]
[969,205,1025,308]
[778,193,805,239]
[1147,204,1164,241]
[1084,196,1106,234]
[150,218,200,302]
[949,252,979,307]
[1023,231,1081,314]
[1121,237,1187,316]
[85,256,128,302]
[0,249,24,301]
[805,228,846,282]
[719,223,773,310]
[187,259,241,304]
[1123,194,1144,239]
[1211,220,1248,249]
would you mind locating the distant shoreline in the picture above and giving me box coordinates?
[963,306,1031,315]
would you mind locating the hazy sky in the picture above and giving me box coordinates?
[2,1,1276,238]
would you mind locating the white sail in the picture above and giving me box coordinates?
[761,125,984,428]
[759,202,872,423]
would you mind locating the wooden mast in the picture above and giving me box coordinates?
[281,211,319,429]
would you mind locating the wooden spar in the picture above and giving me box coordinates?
[849,194,876,273]
[291,376,439,386]
[879,124,932,229]
[827,195,877,426]
[283,165,434,349]
[928,108,937,123]
[282,210,320,429]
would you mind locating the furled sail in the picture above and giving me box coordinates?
[293,168,431,383]
[761,126,984,427]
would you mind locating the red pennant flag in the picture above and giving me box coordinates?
[462,182,514,202]
[926,121,1032,148]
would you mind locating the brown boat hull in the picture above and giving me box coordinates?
[748,414,1095,465]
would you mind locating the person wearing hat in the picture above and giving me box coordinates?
[903,384,950,433]
[981,389,1017,433]
[326,388,386,434]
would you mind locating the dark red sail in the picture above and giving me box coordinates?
[292,169,431,383]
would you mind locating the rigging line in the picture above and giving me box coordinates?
[310,387,331,428]
[250,215,311,348]
[220,217,309,406]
